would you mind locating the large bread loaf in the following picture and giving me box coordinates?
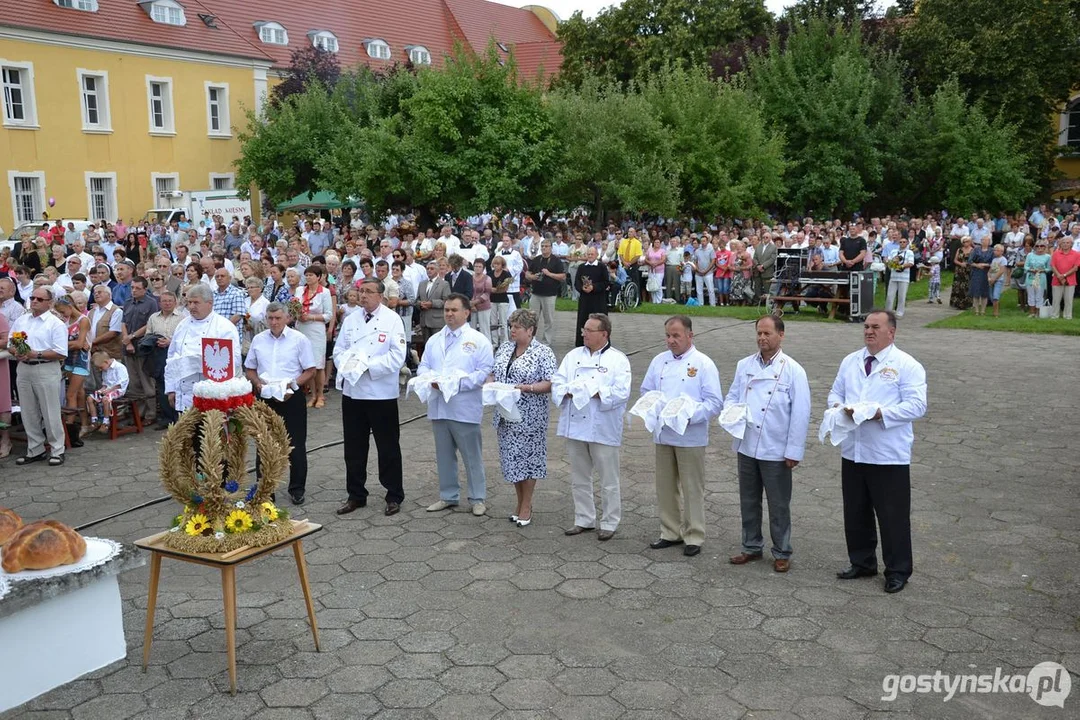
[1,520,87,573]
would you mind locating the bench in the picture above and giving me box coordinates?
[769,296,851,320]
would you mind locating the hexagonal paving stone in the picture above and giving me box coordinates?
[310,691,382,720]
[601,570,655,589]
[446,642,512,666]
[438,665,507,694]
[71,693,148,720]
[663,643,724,668]
[555,561,608,579]
[336,640,403,666]
[375,678,446,708]
[760,617,822,641]
[351,619,412,641]
[259,678,329,707]
[611,680,681,710]
[493,678,564,710]
[28,679,102,711]
[792,695,866,720]
[387,653,453,679]
[326,665,393,694]
[509,571,563,591]
[379,562,435,582]
[552,695,626,720]
[430,694,504,720]
[396,631,458,653]
[551,667,620,696]
[922,627,991,653]
[673,693,747,720]
[497,654,566,680]
[555,579,611,599]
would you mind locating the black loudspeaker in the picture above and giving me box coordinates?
[849,271,874,319]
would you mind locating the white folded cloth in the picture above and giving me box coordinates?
[259,377,293,402]
[407,370,468,403]
[818,406,857,446]
[568,375,601,410]
[482,382,522,422]
[629,390,667,432]
[659,395,700,436]
[849,401,882,425]
[718,402,751,440]
[336,348,370,388]
[164,354,201,385]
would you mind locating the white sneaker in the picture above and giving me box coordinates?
[427,500,457,512]
[471,502,487,517]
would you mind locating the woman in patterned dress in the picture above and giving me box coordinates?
[489,309,557,528]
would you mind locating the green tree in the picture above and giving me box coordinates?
[899,0,1080,187]
[557,0,773,87]
[271,46,341,106]
[642,66,785,218]
[783,0,879,24]
[234,83,348,205]
[322,44,558,222]
[544,77,680,220]
[746,19,904,215]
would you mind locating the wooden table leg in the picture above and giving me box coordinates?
[142,552,162,671]
[292,540,321,652]
[221,566,238,695]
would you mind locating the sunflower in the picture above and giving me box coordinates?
[225,510,254,533]
[260,502,279,521]
[185,513,210,536]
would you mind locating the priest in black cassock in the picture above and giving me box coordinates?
[573,246,610,347]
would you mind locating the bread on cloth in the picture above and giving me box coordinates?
[1,520,87,573]
[0,508,23,545]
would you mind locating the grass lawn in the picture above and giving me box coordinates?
[551,297,846,323]
[873,271,953,305]
[927,287,1080,336]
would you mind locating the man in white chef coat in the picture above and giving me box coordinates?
[551,313,631,541]
[164,284,240,413]
[419,293,494,516]
[639,315,724,557]
[333,278,408,517]
[724,315,811,573]
[828,309,926,594]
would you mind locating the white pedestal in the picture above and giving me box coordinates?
[0,574,126,712]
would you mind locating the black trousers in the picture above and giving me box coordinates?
[342,396,403,504]
[841,458,912,581]
[260,391,308,497]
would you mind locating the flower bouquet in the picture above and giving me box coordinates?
[285,298,303,323]
[10,331,30,356]
[887,254,906,273]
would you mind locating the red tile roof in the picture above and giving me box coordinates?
[1,0,562,78]
[0,0,273,62]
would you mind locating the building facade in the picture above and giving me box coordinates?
[1,0,561,234]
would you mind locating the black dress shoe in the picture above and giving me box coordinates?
[649,538,684,550]
[884,578,907,594]
[384,502,400,516]
[336,499,366,515]
[836,565,879,580]
[15,453,46,466]
[683,544,701,557]
[290,492,305,506]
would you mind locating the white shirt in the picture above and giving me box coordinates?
[552,240,570,259]
[886,248,915,283]
[455,243,489,267]
[333,302,407,400]
[99,360,130,395]
[550,344,632,447]
[1,297,25,326]
[827,343,927,465]
[724,350,811,462]
[165,311,242,411]
[244,326,315,383]
[90,302,124,334]
[639,346,724,447]
[417,323,494,423]
[404,261,427,293]
[10,310,67,355]
[497,248,524,292]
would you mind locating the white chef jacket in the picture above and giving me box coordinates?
[165,311,241,412]
[333,303,407,400]
[827,343,927,465]
[497,249,524,292]
[639,346,724,447]
[724,350,811,462]
[550,343,632,447]
[417,323,494,424]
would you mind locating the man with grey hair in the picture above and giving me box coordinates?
[165,283,241,412]
[0,277,25,327]
[552,313,631,540]
[9,286,68,466]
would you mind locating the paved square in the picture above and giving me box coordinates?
[3,301,1077,719]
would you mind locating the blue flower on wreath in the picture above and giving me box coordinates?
[191,494,204,505]
[245,484,257,502]
[224,481,239,493]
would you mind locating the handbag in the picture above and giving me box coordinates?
[646,274,662,293]
[1011,266,1025,280]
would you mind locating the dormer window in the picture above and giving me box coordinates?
[255,21,288,46]
[365,39,391,60]
[144,0,186,26]
[309,30,338,53]
[55,0,98,11]
[408,45,432,65]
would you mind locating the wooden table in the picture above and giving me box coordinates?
[135,520,322,694]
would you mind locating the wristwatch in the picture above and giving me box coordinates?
[36,351,43,360]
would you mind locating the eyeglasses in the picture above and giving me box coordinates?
[30,296,48,301]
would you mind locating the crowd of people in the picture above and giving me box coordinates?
[3,202,1074,593]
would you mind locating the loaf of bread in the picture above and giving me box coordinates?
[1,520,87,573]
[0,508,22,546]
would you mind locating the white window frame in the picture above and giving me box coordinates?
[84,172,118,223]
[76,68,111,133]
[7,171,46,226]
[55,0,99,10]
[151,172,180,202]
[1060,94,1080,149]
[209,173,235,190]
[310,31,338,53]
[148,0,186,26]
[256,22,288,46]
[1,60,38,129]
[205,82,230,137]
[145,75,175,135]
[408,46,431,66]
[366,39,391,60]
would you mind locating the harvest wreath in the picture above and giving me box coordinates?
[159,378,293,553]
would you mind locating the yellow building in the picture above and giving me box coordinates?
[0,0,273,233]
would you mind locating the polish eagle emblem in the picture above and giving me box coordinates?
[202,339,234,381]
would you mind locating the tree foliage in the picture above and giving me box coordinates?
[746,19,903,215]
[271,46,341,106]
[899,0,1080,186]
[556,0,773,88]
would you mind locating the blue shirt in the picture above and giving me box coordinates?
[111,281,132,307]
